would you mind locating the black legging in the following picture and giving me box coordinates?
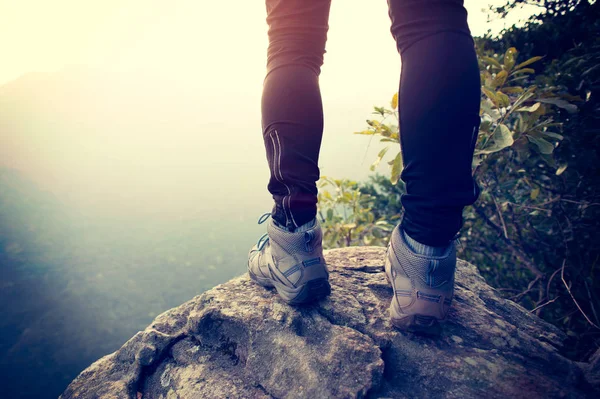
[262,0,481,246]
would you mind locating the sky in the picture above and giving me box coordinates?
[1,0,538,87]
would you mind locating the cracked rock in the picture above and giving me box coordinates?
[61,247,597,398]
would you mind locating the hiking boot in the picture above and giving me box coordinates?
[248,213,331,305]
[384,225,456,335]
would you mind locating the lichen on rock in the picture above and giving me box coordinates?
[61,247,598,399]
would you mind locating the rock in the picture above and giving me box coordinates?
[61,247,597,399]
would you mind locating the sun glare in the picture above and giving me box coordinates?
[0,0,538,215]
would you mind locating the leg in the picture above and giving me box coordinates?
[388,0,481,246]
[262,0,332,231]
[384,0,481,334]
[247,0,332,305]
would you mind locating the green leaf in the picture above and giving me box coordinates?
[379,124,393,137]
[482,87,499,107]
[517,102,541,113]
[561,56,585,68]
[482,56,502,69]
[497,123,514,148]
[504,47,518,71]
[391,93,398,109]
[539,153,557,168]
[475,124,514,155]
[370,146,390,171]
[510,68,535,75]
[517,114,525,132]
[479,120,493,133]
[582,64,600,77]
[481,99,501,121]
[527,135,555,154]
[537,98,578,114]
[373,106,385,116]
[556,164,568,176]
[514,56,543,70]
[367,213,375,223]
[492,70,508,88]
[511,90,536,113]
[530,187,540,200]
[376,146,389,158]
[481,71,492,87]
[540,131,564,141]
[390,152,403,185]
[496,91,510,108]
[508,76,531,84]
[502,86,524,94]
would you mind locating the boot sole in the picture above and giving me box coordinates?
[280,278,331,305]
[248,269,275,288]
[249,270,331,305]
[385,270,443,336]
[390,313,442,337]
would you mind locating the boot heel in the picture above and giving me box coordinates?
[391,313,442,336]
[277,278,331,305]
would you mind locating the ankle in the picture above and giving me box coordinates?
[294,218,316,233]
[274,218,316,233]
[402,229,451,257]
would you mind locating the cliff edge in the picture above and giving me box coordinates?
[61,247,599,398]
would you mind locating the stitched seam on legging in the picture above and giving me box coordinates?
[276,130,299,228]
[470,124,478,198]
[274,130,298,228]
[269,131,289,227]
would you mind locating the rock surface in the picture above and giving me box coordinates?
[61,247,598,398]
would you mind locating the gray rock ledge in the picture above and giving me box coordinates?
[61,247,598,399]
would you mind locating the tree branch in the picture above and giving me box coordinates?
[561,259,600,329]
[473,203,544,278]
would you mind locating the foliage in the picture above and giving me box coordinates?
[353,93,403,184]
[316,177,394,249]
[491,0,591,18]
[483,1,599,72]
[357,174,405,222]
[480,0,600,360]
